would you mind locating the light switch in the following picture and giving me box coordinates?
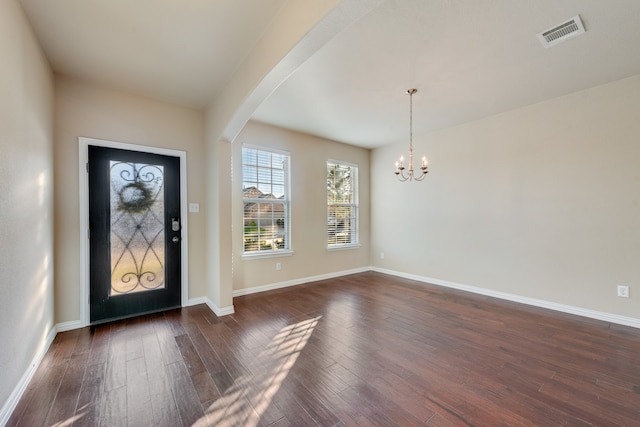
[189,203,200,213]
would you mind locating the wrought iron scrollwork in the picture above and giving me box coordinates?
[109,161,166,294]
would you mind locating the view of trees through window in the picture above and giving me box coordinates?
[242,146,290,253]
[242,149,358,253]
[327,161,358,246]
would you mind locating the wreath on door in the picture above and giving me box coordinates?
[117,181,154,213]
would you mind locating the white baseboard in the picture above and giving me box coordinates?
[0,325,57,427]
[191,296,235,317]
[372,267,640,329]
[187,297,207,306]
[232,267,371,297]
[205,298,235,317]
[181,297,237,317]
[56,320,83,333]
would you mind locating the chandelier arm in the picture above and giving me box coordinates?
[414,170,427,181]
[395,167,428,182]
[396,169,410,181]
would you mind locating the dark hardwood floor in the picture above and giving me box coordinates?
[7,272,640,426]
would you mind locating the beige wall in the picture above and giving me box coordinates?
[232,121,370,292]
[371,74,640,320]
[54,75,207,323]
[0,0,54,415]
[204,0,381,311]
[203,124,233,312]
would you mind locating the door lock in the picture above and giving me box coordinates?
[171,217,180,232]
[172,236,180,243]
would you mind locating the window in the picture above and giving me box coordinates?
[242,146,291,255]
[327,161,358,248]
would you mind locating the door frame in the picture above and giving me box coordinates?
[79,137,189,327]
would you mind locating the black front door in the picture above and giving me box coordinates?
[88,145,181,324]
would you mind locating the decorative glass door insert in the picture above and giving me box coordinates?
[110,161,165,295]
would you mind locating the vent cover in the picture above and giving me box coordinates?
[537,15,585,48]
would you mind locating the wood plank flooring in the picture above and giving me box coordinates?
[7,272,640,426]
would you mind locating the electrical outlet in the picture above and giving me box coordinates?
[617,285,629,298]
[276,262,281,271]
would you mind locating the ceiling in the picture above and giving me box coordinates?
[19,0,640,149]
[18,0,289,108]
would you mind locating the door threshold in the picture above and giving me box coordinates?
[90,305,182,327]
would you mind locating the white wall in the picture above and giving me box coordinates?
[371,74,640,320]
[232,121,370,292]
[53,75,207,324]
[0,0,55,418]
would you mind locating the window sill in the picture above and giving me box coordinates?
[327,244,361,252]
[242,250,294,260]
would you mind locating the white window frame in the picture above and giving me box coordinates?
[242,144,292,259]
[327,159,360,250]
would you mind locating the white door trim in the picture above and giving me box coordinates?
[78,137,189,326]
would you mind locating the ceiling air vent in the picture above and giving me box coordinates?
[537,15,585,48]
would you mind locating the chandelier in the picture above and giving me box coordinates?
[394,88,428,181]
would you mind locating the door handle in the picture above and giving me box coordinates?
[171,217,180,232]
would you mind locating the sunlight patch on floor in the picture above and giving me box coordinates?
[193,316,322,426]
[50,411,86,427]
